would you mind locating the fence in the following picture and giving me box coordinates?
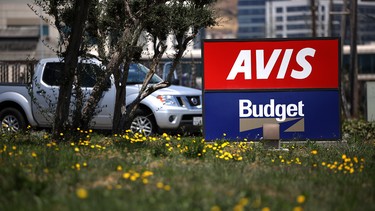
[0,60,36,84]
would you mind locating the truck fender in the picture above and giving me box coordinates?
[125,93,160,113]
[0,92,38,126]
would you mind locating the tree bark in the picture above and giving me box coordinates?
[53,0,91,139]
[122,42,168,131]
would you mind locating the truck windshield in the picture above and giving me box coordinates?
[127,63,162,84]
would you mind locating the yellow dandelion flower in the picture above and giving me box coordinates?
[293,206,304,211]
[338,164,343,171]
[233,205,244,211]
[74,147,79,152]
[210,205,221,211]
[163,185,171,191]
[31,152,37,157]
[342,154,347,160]
[142,171,154,178]
[261,207,271,211]
[239,197,249,206]
[76,188,88,199]
[123,172,130,179]
[130,175,138,181]
[156,182,164,189]
[117,165,123,171]
[350,168,355,174]
[296,195,306,204]
[311,150,318,155]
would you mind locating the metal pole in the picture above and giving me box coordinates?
[328,0,333,36]
[39,7,44,59]
[341,0,351,118]
[350,0,358,118]
[311,0,317,37]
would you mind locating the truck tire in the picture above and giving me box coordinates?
[130,109,156,136]
[0,107,26,132]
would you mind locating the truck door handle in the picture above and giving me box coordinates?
[36,90,46,95]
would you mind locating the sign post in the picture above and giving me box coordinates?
[202,38,341,142]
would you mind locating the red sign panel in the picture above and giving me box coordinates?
[203,39,339,90]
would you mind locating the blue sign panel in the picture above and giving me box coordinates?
[204,90,340,141]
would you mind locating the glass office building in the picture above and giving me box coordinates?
[237,0,375,45]
[237,0,267,38]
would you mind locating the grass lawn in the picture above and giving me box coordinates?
[0,120,374,211]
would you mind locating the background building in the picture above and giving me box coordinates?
[205,0,238,39]
[0,0,58,60]
[238,0,375,45]
[237,0,267,38]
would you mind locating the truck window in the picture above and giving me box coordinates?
[126,63,162,84]
[42,62,104,88]
[42,62,63,86]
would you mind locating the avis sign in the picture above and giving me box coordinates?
[203,38,341,141]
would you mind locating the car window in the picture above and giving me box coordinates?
[42,62,103,87]
[126,63,162,84]
[42,62,63,86]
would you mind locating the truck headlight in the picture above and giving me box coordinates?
[157,95,180,107]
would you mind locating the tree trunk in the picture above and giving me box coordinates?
[122,44,168,131]
[81,53,121,130]
[52,0,91,139]
[112,61,130,134]
[72,77,83,130]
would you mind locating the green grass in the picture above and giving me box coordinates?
[0,122,374,211]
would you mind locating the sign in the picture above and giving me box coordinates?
[204,39,339,90]
[204,90,340,140]
[203,38,341,141]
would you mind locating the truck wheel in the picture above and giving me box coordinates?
[0,108,26,132]
[130,109,156,136]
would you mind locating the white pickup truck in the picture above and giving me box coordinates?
[0,58,202,135]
